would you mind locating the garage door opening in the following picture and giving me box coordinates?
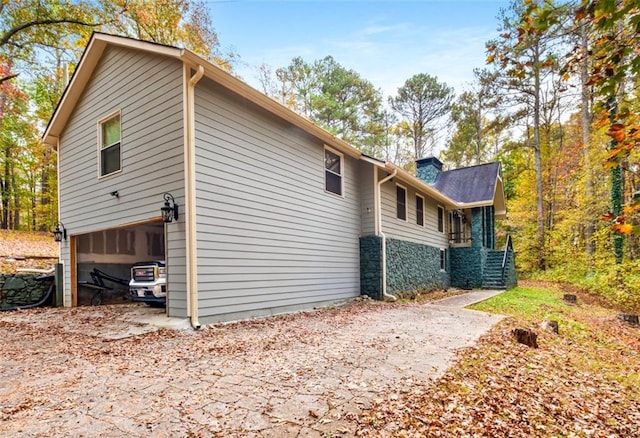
[75,221,165,307]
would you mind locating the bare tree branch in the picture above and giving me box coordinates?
[1,18,102,48]
[0,73,19,84]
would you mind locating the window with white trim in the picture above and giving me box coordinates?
[396,184,407,220]
[440,248,447,271]
[437,205,445,233]
[324,146,343,196]
[416,194,425,226]
[99,112,121,177]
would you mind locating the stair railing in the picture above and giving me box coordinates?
[501,234,513,281]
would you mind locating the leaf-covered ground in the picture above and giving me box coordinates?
[354,282,640,437]
[0,230,58,273]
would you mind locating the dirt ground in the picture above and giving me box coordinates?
[0,292,503,437]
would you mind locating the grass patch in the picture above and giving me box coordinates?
[470,285,566,319]
[357,282,640,436]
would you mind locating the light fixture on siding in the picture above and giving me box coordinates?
[161,193,179,223]
[53,222,67,242]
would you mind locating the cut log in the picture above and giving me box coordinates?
[540,320,559,334]
[563,294,577,304]
[513,328,538,348]
[617,314,639,325]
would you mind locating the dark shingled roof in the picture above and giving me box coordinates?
[433,162,501,204]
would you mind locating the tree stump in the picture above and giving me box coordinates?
[540,320,559,334]
[513,328,538,348]
[617,314,639,326]
[563,294,577,304]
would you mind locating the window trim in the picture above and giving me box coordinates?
[415,193,425,227]
[440,248,447,271]
[437,205,445,234]
[396,183,407,221]
[97,110,122,179]
[324,145,344,197]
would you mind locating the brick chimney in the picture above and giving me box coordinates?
[416,156,442,184]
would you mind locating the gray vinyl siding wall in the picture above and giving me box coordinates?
[358,162,376,235]
[57,46,187,315]
[378,169,449,249]
[193,78,361,322]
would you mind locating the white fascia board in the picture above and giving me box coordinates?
[42,33,183,147]
[383,162,458,208]
[180,50,363,160]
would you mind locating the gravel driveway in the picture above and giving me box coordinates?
[0,291,504,437]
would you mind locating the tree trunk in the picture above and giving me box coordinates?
[533,41,545,270]
[581,26,595,261]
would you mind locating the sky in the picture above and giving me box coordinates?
[208,0,511,98]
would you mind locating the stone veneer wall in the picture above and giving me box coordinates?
[504,251,518,289]
[0,274,53,309]
[386,238,449,296]
[360,235,382,300]
[360,235,450,299]
[449,207,488,289]
[449,247,487,289]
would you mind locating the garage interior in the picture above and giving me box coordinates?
[75,221,165,306]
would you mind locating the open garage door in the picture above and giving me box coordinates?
[74,221,165,308]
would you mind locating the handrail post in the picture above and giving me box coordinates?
[501,235,512,281]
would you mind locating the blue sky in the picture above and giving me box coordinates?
[208,0,510,98]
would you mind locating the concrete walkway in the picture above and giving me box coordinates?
[0,291,505,437]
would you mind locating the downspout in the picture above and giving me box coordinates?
[185,64,204,329]
[376,169,398,301]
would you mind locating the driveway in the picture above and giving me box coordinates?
[0,291,504,437]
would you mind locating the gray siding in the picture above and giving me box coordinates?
[193,78,361,322]
[358,161,376,235]
[57,46,187,316]
[379,169,449,249]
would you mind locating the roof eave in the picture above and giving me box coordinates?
[180,50,362,160]
[384,162,458,207]
[43,33,184,147]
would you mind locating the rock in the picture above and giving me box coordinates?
[3,277,26,290]
[563,294,577,304]
[513,328,538,348]
[540,320,559,334]
[617,314,639,326]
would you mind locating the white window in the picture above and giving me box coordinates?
[324,146,343,196]
[437,205,445,233]
[396,184,407,221]
[416,194,425,226]
[440,248,447,271]
[99,111,121,177]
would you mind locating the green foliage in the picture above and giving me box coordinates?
[264,55,387,157]
[0,0,235,231]
[389,73,454,160]
[471,285,567,319]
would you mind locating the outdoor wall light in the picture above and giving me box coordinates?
[161,193,179,223]
[53,222,67,242]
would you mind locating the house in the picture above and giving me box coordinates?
[43,33,516,327]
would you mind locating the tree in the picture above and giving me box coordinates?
[486,0,573,270]
[443,69,506,167]
[106,0,237,70]
[0,0,236,231]
[389,73,454,160]
[259,56,385,155]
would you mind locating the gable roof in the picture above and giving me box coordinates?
[42,32,505,214]
[42,32,361,161]
[434,162,506,217]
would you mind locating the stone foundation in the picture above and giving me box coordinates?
[0,274,53,309]
[360,235,449,299]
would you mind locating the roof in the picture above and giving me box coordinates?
[42,33,361,161]
[42,33,504,214]
[433,162,506,217]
